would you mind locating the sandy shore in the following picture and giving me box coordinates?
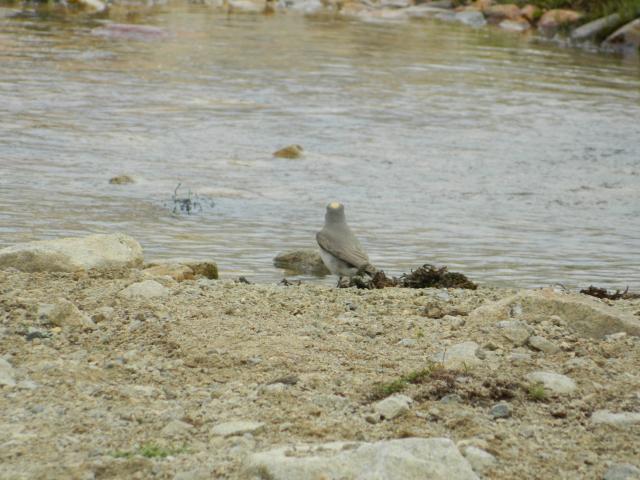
[1,267,639,479]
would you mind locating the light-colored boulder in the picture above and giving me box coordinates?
[273,250,330,276]
[38,299,95,330]
[527,335,559,354]
[526,371,576,395]
[244,437,479,479]
[0,358,16,387]
[461,446,496,474]
[497,320,530,345]
[591,410,640,427]
[374,394,412,420]
[0,233,143,273]
[469,288,640,339]
[602,18,640,54]
[570,13,621,41]
[432,341,482,369]
[118,280,169,299]
[538,9,583,34]
[211,420,265,437]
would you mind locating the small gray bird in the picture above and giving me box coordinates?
[316,202,376,282]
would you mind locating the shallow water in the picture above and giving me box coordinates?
[1,4,639,287]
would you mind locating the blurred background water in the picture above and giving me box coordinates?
[1,4,639,287]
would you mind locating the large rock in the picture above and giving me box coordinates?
[454,10,487,27]
[432,341,482,369]
[468,288,640,339]
[602,18,640,54]
[373,394,413,420]
[273,250,330,276]
[526,371,576,395]
[538,9,583,35]
[570,13,621,41]
[118,280,169,299]
[0,233,143,273]
[244,437,479,479]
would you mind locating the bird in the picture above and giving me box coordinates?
[316,202,376,284]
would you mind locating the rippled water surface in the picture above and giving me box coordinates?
[1,4,639,287]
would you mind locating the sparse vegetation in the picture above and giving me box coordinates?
[528,384,548,402]
[369,363,446,401]
[111,443,188,459]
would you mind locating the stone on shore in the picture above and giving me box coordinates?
[118,280,169,299]
[591,410,640,427]
[432,341,482,369]
[527,335,560,354]
[604,463,640,480]
[602,18,640,54]
[143,264,195,282]
[0,233,143,273]
[373,394,413,420]
[0,358,17,387]
[461,446,497,474]
[570,13,621,41]
[526,371,576,395]
[520,4,540,23]
[468,288,640,339]
[211,421,265,437]
[499,19,530,32]
[483,4,521,22]
[244,437,479,479]
[38,299,95,330]
[538,9,583,35]
[273,250,330,276]
[454,10,487,27]
[146,258,218,279]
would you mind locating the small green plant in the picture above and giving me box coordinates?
[369,363,445,401]
[111,443,188,459]
[528,384,547,402]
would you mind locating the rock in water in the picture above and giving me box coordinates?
[0,233,143,273]
[602,18,640,54]
[273,145,304,159]
[109,175,135,185]
[244,437,479,479]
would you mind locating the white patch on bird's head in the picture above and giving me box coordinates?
[328,202,342,210]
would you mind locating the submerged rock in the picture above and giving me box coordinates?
[273,250,330,276]
[0,233,143,273]
[244,437,479,479]
[273,145,304,158]
[108,175,135,185]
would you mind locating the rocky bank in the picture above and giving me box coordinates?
[1,234,640,479]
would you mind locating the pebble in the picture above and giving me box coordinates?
[373,394,412,420]
[527,335,560,354]
[604,463,640,480]
[211,420,265,437]
[118,280,169,299]
[161,419,194,437]
[398,338,417,347]
[490,402,512,419]
[0,357,17,387]
[591,410,640,427]
[440,394,462,404]
[526,371,577,395]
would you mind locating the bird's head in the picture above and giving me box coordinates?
[325,202,346,223]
